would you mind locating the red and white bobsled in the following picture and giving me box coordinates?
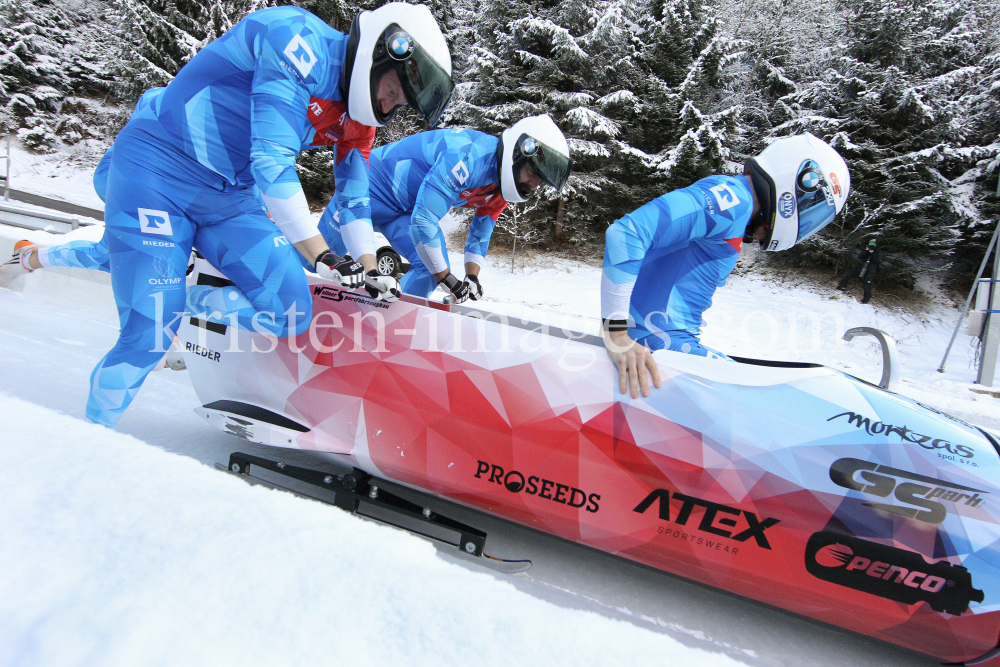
[179,266,1000,665]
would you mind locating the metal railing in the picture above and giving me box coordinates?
[1,134,9,202]
[0,201,93,233]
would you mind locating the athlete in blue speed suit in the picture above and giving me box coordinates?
[33,88,164,273]
[318,128,509,298]
[602,174,754,360]
[34,140,267,273]
[601,134,851,398]
[60,5,450,428]
[33,147,112,271]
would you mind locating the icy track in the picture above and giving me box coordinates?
[1,219,996,666]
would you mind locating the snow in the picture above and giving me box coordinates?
[0,189,995,666]
[3,139,108,210]
[0,394,743,667]
[565,106,621,139]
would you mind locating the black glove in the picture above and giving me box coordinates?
[315,252,365,289]
[363,269,401,303]
[440,272,470,304]
[464,274,483,301]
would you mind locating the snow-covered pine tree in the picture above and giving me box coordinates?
[445,0,739,253]
[0,0,119,151]
[754,0,1000,289]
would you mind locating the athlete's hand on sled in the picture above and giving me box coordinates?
[603,328,661,399]
[315,251,366,289]
[364,270,402,303]
[440,272,470,304]
[463,274,483,301]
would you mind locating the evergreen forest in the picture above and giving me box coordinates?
[1,0,998,289]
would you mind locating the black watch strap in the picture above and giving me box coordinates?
[602,318,628,333]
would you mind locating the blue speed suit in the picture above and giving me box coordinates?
[38,142,270,272]
[601,175,753,358]
[84,7,377,428]
[36,147,112,271]
[35,86,165,272]
[318,129,507,297]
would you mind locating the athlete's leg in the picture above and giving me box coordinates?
[36,236,111,272]
[188,191,311,337]
[87,146,194,428]
[317,203,350,258]
[838,267,860,290]
[376,213,442,298]
[34,145,115,273]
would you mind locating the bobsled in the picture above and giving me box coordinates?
[179,264,1000,665]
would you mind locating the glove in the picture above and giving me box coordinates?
[315,252,365,289]
[464,274,483,301]
[364,270,401,303]
[440,272,470,304]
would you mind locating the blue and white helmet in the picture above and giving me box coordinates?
[745,133,851,251]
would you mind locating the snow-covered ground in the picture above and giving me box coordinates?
[0,394,744,667]
[1,154,995,666]
[3,140,108,210]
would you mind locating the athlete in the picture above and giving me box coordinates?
[317,115,571,302]
[4,5,454,429]
[602,133,851,398]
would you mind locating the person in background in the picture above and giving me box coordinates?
[837,238,883,304]
[318,115,571,303]
[601,133,852,398]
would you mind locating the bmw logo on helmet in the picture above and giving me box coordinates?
[778,192,796,218]
[388,31,414,60]
[520,136,538,156]
[799,169,824,192]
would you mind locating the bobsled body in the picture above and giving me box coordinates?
[179,270,1000,663]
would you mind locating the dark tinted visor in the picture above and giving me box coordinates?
[795,159,838,243]
[380,26,454,127]
[516,134,570,194]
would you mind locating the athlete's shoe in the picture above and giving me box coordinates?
[163,337,187,371]
[0,240,38,289]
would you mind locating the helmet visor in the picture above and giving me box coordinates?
[514,134,571,197]
[379,27,454,127]
[793,159,838,243]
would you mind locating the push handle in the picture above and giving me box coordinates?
[842,327,900,392]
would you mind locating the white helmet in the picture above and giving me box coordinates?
[496,114,572,203]
[344,3,454,128]
[744,133,851,251]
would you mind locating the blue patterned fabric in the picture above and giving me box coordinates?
[37,147,113,271]
[37,85,163,272]
[602,175,753,357]
[88,125,311,428]
[77,7,381,428]
[318,128,507,297]
[147,7,376,248]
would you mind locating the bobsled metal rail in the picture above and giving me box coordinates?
[218,452,530,573]
[842,327,900,392]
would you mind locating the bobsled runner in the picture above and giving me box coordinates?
[179,263,1000,665]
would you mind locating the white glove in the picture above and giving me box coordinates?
[464,275,483,301]
[440,273,469,304]
[364,270,401,303]
[315,252,365,289]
